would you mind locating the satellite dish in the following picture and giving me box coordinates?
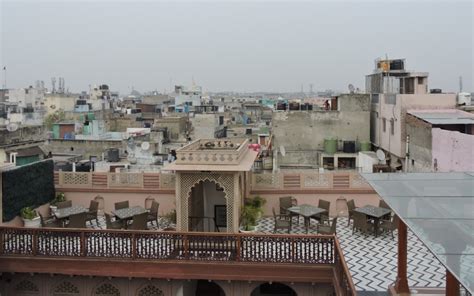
[348,84,355,94]
[6,123,19,132]
[376,149,386,164]
[141,141,150,151]
[280,145,286,157]
[50,104,56,109]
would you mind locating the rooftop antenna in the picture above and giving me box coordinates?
[309,83,313,95]
[459,76,463,92]
[51,77,56,93]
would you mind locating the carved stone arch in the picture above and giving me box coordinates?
[51,280,80,296]
[179,172,235,232]
[135,283,165,296]
[92,282,120,296]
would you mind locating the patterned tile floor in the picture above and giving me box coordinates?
[88,214,446,292]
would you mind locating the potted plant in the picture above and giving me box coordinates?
[249,195,266,220]
[21,207,41,228]
[50,192,65,214]
[240,205,258,233]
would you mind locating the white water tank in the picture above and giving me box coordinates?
[457,92,472,106]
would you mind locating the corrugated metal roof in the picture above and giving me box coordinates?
[408,109,474,125]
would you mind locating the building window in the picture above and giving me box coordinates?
[383,118,386,132]
[53,281,80,295]
[137,285,164,296]
[418,77,424,85]
[94,283,120,296]
[390,118,395,135]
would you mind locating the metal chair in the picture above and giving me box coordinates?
[379,215,400,239]
[347,199,356,226]
[67,212,87,228]
[312,199,330,224]
[39,212,61,228]
[147,201,160,226]
[317,217,337,235]
[144,196,156,210]
[129,212,148,230]
[352,211,374,236]
[105,213,123,230]
[57,200,72,209]
[86,200,99,225]
[272,208,291,234]
[279,196,299,224]
[114,201,129,210]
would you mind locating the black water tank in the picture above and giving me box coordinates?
[343,141,356,153]
[108,148,119,162]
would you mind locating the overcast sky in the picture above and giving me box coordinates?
[1,1,472,94]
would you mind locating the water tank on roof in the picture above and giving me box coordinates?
[359,142,371,152]
[343,141,356,153]
[107,148,119,162]
[324,138,337,154]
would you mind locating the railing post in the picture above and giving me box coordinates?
[236,235,241,262]
[291,237,295,263]
[132,233,137,259]
[32,229,38,256]
[184,235,189,259]
[80,231,86,257]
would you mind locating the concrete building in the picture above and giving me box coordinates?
[272,94,370,169]
[366,58,457,170]
[43,93,76,115]
[174,85,202,108]
[406,109,474,172]
[190,113,226,140]
[153,116,188,141]
[0,125,46,166]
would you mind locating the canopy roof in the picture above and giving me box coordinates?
[362,172,474,293]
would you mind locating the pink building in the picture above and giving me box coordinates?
[406,109,474,172]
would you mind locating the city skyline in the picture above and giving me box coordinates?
[1,1,473,94]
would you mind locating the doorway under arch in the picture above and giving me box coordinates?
[188,180,226,232]
[250,282,297,296]
[195,280,225,296]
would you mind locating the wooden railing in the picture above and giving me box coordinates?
[0,227,355,295]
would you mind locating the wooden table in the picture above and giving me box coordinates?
[288,204,327,233]
[354,205,391,237]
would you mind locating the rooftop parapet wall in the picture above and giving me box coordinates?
[176,138,249,165]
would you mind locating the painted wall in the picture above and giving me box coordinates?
[432,128,474,172]
[374,93,456,159]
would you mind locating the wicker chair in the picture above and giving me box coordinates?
[67,212,87,228]
[39,212,61,228]
[317,217,337,235]
[105,213,123,230]
[114,201,129,210]
[147,201,160,226]
[86,200,99,225]
[279,196,299,224]
[352,211,373,236]
[379,200,392,220]
[379,215,400,239]
[312,199,330,224]
[57,200,72,209]
[129,212,148,230]
[347,199,357,226]
[272,208,291,234]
